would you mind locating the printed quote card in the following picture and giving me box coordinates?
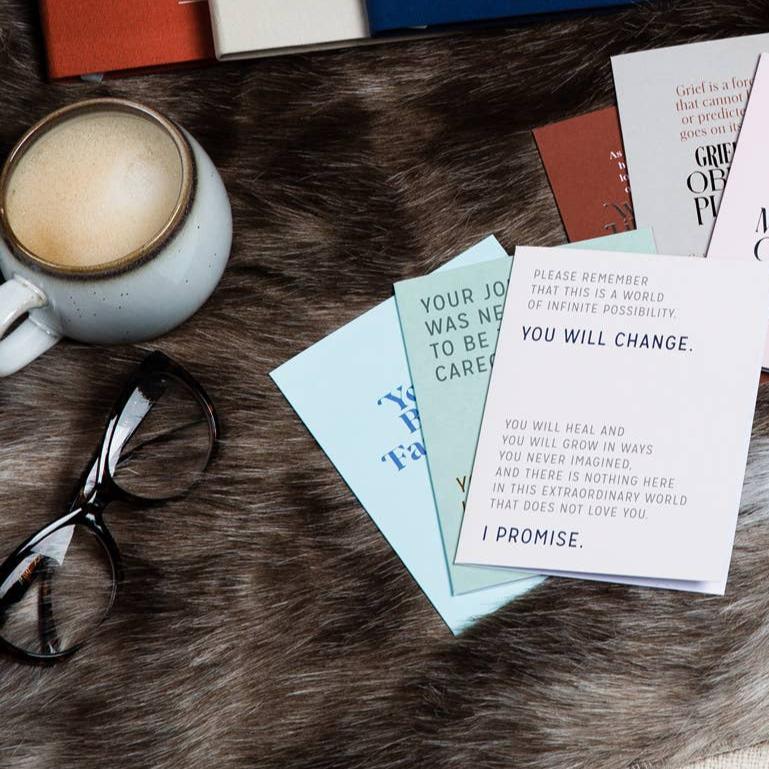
[456,247,769,585]
[612,33,769,257]
[394,229,655,595]
[533,107,634,242]
[397,258,520,596]
[708,54,769,369]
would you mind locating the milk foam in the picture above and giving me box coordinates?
[5,111,183,268]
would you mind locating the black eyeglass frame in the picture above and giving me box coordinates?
[0,351,219,663]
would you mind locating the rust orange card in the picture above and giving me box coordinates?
[534,107,635,242]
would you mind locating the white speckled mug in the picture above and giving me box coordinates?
[0,98,232,376]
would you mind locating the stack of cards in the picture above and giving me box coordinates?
[272,39,769,634]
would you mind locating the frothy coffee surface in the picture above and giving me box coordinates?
[5,111,183,269]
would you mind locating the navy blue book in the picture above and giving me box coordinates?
[366,0,637,34]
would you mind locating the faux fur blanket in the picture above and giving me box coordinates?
[1,1,768,767]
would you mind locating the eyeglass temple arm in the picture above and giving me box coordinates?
[80,384,165,499]
[105,373,175,467]
[106,387,159,468]
[0,554,61,656]
[37,559,60,656]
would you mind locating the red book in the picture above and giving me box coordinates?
[39,0,216,79]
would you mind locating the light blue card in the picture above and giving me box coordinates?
[271,237,544,635]
[394,228,658,596]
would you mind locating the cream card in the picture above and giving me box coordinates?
[708,53,769,368]
[456,247,769,585]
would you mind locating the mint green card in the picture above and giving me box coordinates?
[394,228,657,595]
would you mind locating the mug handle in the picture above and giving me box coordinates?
[0,276,61,377]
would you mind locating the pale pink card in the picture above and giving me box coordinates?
[708,53,769,368]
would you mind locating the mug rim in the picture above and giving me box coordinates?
[0,97,195,279]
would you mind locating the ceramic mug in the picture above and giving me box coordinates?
[0,98,232,376]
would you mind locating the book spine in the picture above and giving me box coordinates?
[207,0,228,60]
[367,0,638,34]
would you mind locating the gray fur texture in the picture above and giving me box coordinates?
[0,1,768,767]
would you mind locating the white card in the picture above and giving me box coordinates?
[708,54,769,369]
[456,247,769,586]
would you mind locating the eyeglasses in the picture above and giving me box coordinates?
[0,352,219,662]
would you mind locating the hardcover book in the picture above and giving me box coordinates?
[366,0,638,34]
[39,0,215,79]
[612,33,769,256]
[708,54,769,369]
[534,107,634,242]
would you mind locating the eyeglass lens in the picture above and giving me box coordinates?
[109,372,215,500]
[0,524,115,656]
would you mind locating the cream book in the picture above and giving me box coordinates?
[209,0,379,60]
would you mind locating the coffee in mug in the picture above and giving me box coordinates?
[0,98,232,376]
[6,110,184,270]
